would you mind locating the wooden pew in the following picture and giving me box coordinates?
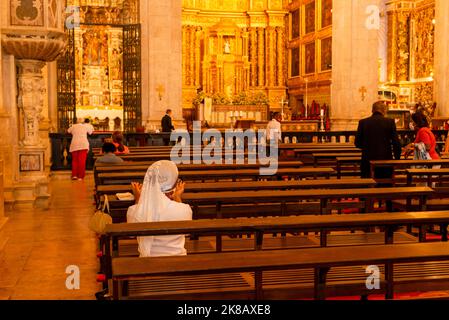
[95,161,304,174]
[370,160,449,185]
[104,211,449,258]
[391,169,449,211]
[98,178,377,198]
[312,153,361,168]
[336,157,361,179]
[104,179,378,218]
[182,187,433,218]
[294,148,361,157]
[97,168,335,185]
[111,242,449,300]
[105,186,433,222]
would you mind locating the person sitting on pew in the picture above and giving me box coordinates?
[95,142,124,165]
[127,160,192,257]
[112,131,130,155]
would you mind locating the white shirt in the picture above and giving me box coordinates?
[127,200,193,257]
[68,123,94,153]
[266,119,282,142]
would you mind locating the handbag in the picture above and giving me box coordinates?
[89,195,113,235]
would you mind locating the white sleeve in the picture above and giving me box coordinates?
[87,124,94,135]
[126,205,138,223]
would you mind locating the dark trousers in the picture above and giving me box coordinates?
[361,160,394,212]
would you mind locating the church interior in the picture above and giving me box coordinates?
[1,0,449,302]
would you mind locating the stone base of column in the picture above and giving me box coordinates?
[3,146,51,210]
[330,118,360,132]
[4,180,50,210]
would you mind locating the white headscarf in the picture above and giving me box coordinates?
[134,160,179,224]
[133,161,179,257]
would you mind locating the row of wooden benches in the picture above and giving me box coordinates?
[102,211,449,300]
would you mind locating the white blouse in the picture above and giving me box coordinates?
[68,123,94,153]
[127,200,193,257]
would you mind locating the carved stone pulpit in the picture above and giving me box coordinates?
[1,0,66,208]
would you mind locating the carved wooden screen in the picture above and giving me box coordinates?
[123,24,142,132]
[56,28,76,133]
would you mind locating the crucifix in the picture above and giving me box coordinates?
[156,84,165,101]
[359,86,367,102]
[280,98,289,120]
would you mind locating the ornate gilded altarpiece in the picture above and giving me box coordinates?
[57,0,140,132]
[385,0,435,109]
[182,0,289,124]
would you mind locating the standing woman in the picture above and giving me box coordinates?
[406,111,440,160]
[68,119,94,180]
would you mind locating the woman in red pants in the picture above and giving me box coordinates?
[68,119,94,180]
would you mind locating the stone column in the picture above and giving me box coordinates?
[434,0,449,117]
[0,160,5,227]
[257,28,265,87]
[331,0,382,130]
[141,0,183,126]
[182,26,187,86]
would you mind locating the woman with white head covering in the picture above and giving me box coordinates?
[127,160,192,257]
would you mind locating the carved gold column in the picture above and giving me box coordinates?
[395,11,411,82]
[257,27,265,87]
[265,27,276,87]
[276,27,285,87]
[250,28,258,87]
[189,26,196,86]
[195,27,201,88]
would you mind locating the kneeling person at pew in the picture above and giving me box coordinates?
[127,160,192,257]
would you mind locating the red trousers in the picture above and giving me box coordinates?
[71,150,88,179]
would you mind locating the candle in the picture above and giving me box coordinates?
[320,109,324,117]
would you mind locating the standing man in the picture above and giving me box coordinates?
[355,101,402,179]
[266,112,283,158]
[266,112,283,144]
[68,118,95,181]
[161,109,175,146]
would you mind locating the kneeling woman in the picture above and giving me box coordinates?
[127,160,192,257]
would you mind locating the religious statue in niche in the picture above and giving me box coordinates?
[322,0,332,28]
[321,37,332,71]
[305,1,316,34]
[224,39,231,54]
[83,29,108,67]
[305,42,316,74]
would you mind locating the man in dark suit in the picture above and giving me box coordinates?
[161,109,175,146]
[355,101,402,179]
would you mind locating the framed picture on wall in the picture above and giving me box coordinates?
[322,0,332,28]
[19,154,42,172]
[305,1,316,34]
[305,42,316,74]
[291,9,300,39]
[320,37,332,71]
[291,47,300,77]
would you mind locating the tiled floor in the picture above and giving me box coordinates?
[0,174,101,300]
